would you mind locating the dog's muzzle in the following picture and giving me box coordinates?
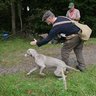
[25,54,28,57]
[25,53,33,57]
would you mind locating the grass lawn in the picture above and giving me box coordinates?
[0,66,96,96]
[0,38,96,96]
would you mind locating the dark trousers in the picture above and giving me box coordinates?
[61,34,85,68]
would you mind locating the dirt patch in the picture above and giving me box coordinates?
[0,45,96,75]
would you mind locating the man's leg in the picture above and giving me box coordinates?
[74,41,86,71]
[61,41,72,66]
[61,35,80,65]
[61,35,85,71]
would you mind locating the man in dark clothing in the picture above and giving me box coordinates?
[30,10,86,72]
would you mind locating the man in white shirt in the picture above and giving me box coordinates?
[66,2,80,22]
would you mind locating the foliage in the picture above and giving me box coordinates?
[21,0,96,37]
[75,0,96,37]
[0,0,96,37]
[22,10,51,37]
[0,0,11,31]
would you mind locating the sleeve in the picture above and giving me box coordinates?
[36,27,59,47]
[66,11,69,17]
[76,9,81,19]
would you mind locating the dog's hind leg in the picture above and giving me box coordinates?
[61,68,67,90]
[27,67,38,75]
[54,66,62,77]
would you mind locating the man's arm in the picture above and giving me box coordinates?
[30,27,59,47]
[75,9,80,22]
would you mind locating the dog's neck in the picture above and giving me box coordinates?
[32,52,39,58]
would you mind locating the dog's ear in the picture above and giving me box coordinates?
[27,49,34,57]
[27,48,37,57]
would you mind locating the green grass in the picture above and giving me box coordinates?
[0,38,36,67]
[84,38,96,45]
[0,37,96,96]
[0,37,96,67]
[0,65,96,96]
[0,38,61,67]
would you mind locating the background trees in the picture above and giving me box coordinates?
[0,0,96,38]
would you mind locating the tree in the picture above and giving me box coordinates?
[17,0,23,33]
[11,0,16,35]
[0,0,96,37]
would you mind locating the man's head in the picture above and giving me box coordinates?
[68,2,74,9]
[42,10,56,25]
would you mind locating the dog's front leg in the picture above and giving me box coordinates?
[39,66,46,76]
[27,67,38,75]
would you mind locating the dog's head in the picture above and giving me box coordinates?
[25,48,38,57]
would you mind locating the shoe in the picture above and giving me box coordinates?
[76,65,85,72]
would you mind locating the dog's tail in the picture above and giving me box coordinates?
[66,65,79,71]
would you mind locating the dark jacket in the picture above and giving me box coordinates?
[37,16,80,47]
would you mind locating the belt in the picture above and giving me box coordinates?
[66,30,82,40]
[66,34,78,40]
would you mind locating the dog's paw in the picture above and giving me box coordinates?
[58,77,63,80]
[26,73,30,76]
[39,73,46,76]
[58,75,67,80]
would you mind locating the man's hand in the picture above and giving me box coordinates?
[30,39,37,45]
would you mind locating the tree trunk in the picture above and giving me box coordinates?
[17,0,23,33]
[11,1,16,35]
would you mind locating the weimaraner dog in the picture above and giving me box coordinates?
[25,48,79,90]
